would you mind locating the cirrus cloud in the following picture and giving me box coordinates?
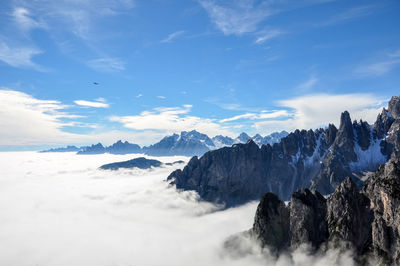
[74,100,109,108]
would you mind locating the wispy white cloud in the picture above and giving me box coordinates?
[355,60,400,77]
[95,97,106,102]
[199,0,335,37]
[0,41,45,71]
[157,96,166,99]
[161,30,186,43]
[317,5,374,27]
[199,0,272,35]
[205,97,263,112]
[253,93,385,134]
[254,29,283,44]
[355,50,400,77]
[12,7,46,32]
[16,0,135,40]
[86,57,125,72]
[74,100,109,108]
[296,76,318,92]
[7,0,135,71]
[220,110,290,123]
[110,105,234,137]
[136,94,143,98]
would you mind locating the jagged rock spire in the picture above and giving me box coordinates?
[388,96,400,119]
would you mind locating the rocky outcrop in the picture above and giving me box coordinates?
[388,96,400,119]
[289,189,328,250]
[251,193,289,252]
[243,157,400,264]
[100,157,162,170]
[327,178,372,256]
[169,96,400,206]
[363,158,400,264]
[169,140,269,206]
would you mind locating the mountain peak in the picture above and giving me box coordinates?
[388,96,400,119]
[339,111,352,131]
[236,132,251,143]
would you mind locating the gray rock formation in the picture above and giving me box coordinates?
[251,193,289,252]
[327,178,372,256]
[289,189,328,250]
[100,157,162,170]
[388,96,400,119]
[169,140,268,206]
[244,157,400,264]
[169,96,400,206]
[363,158,400,264]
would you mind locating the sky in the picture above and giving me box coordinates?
[0,0,399,150]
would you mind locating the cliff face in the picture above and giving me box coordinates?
[168,96,400,206]
[247,157,400,264]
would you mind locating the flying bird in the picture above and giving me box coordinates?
[93,82,99,85]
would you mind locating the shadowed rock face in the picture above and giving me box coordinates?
[327,178,373,256]
[100,157,162,170]
[106,140,141,154]
[168,96,400,206]
[246,158,400,264]
[169,140,269,206]
[77,143,106,154]
[289,189,328,250]
[251,193,289,252]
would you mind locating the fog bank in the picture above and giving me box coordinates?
[0,152,355,266]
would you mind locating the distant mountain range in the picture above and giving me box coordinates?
[40,145,80,153]
[40,131,289,156]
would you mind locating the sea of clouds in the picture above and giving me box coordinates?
[0,152,355,266]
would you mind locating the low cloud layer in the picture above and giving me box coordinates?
[0,152,357,266]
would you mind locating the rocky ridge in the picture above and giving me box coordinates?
[43,131,288,157]
[243,156,400,265]
[168,96,400,206]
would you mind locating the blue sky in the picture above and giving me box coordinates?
[0,0,399,149]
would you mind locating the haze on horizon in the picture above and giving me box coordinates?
[0,0,399,150]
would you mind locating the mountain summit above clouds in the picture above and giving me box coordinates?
[142,130,288,156]
[168,96,400,207]
[225,156,400,264]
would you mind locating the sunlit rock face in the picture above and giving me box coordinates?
[246,157,400,264]
[168,96,400,206]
